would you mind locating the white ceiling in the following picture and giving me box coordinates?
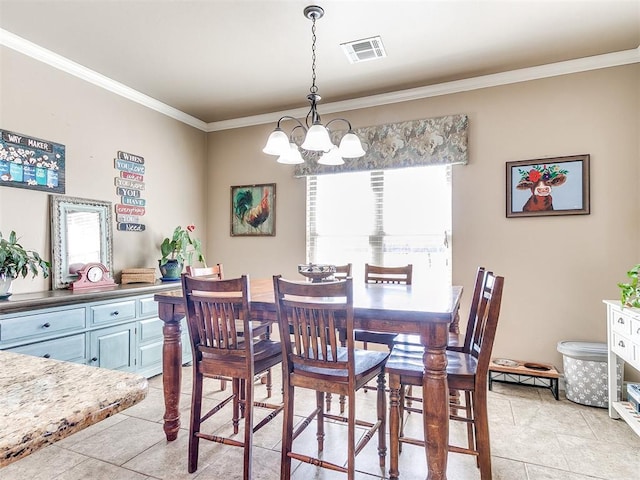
[1,0,639,127]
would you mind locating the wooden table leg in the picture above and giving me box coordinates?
[389,373,401,479]
[159,302,183,441]
[422,324,449,480]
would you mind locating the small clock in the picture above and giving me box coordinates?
[69,262,117,291]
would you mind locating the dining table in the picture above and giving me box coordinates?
[154,277,462,480]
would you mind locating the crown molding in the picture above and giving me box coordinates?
[2,28,637,134]
[0,28,208,131]
[208,46,640,132]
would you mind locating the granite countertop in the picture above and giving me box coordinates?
[0,350,148,467]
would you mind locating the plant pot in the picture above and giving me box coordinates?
[159,259,183,281]
[0,274,14,299]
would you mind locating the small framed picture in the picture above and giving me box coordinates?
[506,154,590,218]
[230,183,276,236]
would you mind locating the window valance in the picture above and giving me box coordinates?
[294,113,468,177]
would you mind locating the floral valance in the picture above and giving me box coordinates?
[294,114,468,177]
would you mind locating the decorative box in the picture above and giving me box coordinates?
[628,383,640,413]
[121,268,156,284]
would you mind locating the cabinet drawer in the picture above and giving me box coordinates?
[612,331,632,360]
[612,310,633,336]
[8,334,85,363]
[139,297,159,318]
[0,308,85,342]
[90,300,136,326]
[139,317,163,343]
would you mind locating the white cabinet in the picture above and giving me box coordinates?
[0,283,183,378]
[604,300,640,437]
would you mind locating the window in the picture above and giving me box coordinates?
[306,165,451,285]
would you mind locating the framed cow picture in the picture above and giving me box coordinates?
[506,154,590,218]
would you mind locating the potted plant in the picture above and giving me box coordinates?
[0,230,50,297]
[618,264,640,308]
[159,225,206,280]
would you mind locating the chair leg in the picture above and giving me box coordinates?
[220,377,227,391]
[347,392,356,480]
[243,375,254,480]
[377,371,387,469]
[316,391,325,452]
[280,381,295,480]
[388,373,401,479]
[232,378,240,434]
[265,368,272,398]
[188,369,204,473]
[464,391,475,459]
[473,389,492,480]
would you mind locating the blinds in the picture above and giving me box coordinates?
[306,165,452,283]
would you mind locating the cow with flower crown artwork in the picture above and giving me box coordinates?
[516,164,569,212]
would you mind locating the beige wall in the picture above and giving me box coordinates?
[0,47,208,293]
[207,64,640,368]
[2,43,639,370]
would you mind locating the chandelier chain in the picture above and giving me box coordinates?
[310,15,318,94]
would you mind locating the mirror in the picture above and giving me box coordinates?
[50,195,113,289]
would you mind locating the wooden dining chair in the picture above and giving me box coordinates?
[184,264,274,396]
[333,263,352,280]
[392,266,487,428]
[181,274,283,477]
[273,276,389,480]
[357,263,413,350]
[386,270,504,480]
[186,263,224,279]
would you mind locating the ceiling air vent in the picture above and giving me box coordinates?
[340,36,387,64]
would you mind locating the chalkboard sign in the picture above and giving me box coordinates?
[0,129,66,193]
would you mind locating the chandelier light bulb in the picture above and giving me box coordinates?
[277,143,305,164]
[338,132,366,158]
[262,129,290,156]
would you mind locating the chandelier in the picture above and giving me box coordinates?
[262,5,366,165]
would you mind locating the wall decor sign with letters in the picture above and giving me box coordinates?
[114,151,146,232]
[0,129,66,193]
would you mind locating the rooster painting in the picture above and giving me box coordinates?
[232,184,275,235]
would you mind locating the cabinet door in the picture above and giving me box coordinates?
[89,323,136,372]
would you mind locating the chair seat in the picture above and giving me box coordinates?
[294,347,389,386]
[385,347,478,382]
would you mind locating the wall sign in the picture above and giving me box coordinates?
[0,129,66,193]
[114,150,146,232]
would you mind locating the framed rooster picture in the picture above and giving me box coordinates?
[231,183,276,236]
[506,154,590,218]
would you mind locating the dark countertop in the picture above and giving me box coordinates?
[0,281,180,315]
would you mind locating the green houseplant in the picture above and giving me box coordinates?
[618,264,640,308]
[0,230,50,296]
[159,225,206,280]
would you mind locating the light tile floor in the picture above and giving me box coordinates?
[3,365,640,479]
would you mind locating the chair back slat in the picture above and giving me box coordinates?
[365,263,413,284]
[186,263,224,280]
[334,263,353,281]
[461,267,487,352]
[182,274,253,361]
[469,272,504,381]
[274,276,354,377]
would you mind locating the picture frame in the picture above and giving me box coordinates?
[230,183,276,236]
[506,154,590,218]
